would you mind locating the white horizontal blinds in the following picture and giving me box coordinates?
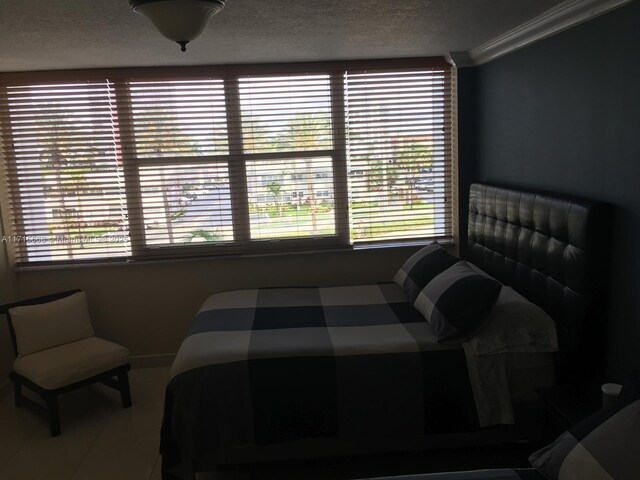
[126,79,228,158]
[125,79,233,248]
[238,74,338,240]
[138,163,233,246]
[0,81,130,264]
[239,74,333,154]
[0,58,455,265]
[345,67,453,243]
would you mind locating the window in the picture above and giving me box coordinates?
[0,81,130,263]
[346,70,452,242]
[0,59,454,266]
[239,74,337,241]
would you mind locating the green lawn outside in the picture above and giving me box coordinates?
[249,202,435,240]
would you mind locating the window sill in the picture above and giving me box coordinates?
[14,238,455,272]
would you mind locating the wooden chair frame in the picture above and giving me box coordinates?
[0,289,132,436]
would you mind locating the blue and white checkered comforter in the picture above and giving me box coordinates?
[160,283,479,478]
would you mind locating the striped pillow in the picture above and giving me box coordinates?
[413,261,502,342]
[393,244,461,304]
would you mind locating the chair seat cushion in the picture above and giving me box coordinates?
[13,336,130,390]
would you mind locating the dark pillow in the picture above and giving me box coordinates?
[393,244,461,304]
[413,261,502,342]
[529,370,640,479]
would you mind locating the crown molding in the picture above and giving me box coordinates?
[465,0,634,66]
[446,51,475,68]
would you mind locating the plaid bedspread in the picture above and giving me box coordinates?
[161,284,478,477]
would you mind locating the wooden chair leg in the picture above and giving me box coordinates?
[46,396,61,437]
[118,371,132,409]
[14,381,22,408]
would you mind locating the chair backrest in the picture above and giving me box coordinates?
[0,289,82,358]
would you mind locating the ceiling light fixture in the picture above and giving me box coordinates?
[129,0,226,52]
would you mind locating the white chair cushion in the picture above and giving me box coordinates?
[9,291,95,357]
[13,336,130,390]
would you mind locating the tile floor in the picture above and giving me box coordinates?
[0,367,168,480]
[0,367,532,480]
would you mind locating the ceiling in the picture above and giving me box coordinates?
[0,0,564,72]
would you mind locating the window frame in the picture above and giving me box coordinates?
[0,58,455,267]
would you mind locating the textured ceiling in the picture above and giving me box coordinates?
[0,0,564,72]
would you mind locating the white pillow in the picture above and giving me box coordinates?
[468,286,558,355]
[9,291,95,357]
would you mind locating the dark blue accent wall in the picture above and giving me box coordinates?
[457,67,478,255]
[468,0,640,380]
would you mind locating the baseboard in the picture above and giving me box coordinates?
[130,353,176,369]
[0,378,11,401]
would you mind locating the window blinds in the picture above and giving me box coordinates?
[238,74,339,241]
[0,81,130,263]
[125,79,234,250]
[0,59,454,266]
[345,68,453,242]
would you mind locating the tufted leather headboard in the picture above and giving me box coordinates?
[466,183,609,380]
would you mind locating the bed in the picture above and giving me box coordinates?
[160,183,608,480]
[366,381,640,480]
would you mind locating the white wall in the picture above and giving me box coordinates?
[0,213,17,392]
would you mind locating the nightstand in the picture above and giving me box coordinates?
[536,384,602,433]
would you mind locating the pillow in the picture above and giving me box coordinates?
[393,244,461,304]
[529,396,640,479]
[413,261,502,342]
[467,286,558,355]
[9,291,95,357]
[467,261,498,280]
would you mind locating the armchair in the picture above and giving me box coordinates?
[0,289,132,436]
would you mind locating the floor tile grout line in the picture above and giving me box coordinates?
[0,404,94,480]
[0,370,169,480]
[0,404,46,472]
[70,376,166,479]
[68,387,139,480]
[71,440,162,480]
[67,435,99,480]
[149,454,161,480]
[91,407,165,447]
[80,382,152,474]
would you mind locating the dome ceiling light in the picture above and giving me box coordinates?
[129,0,227,52]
